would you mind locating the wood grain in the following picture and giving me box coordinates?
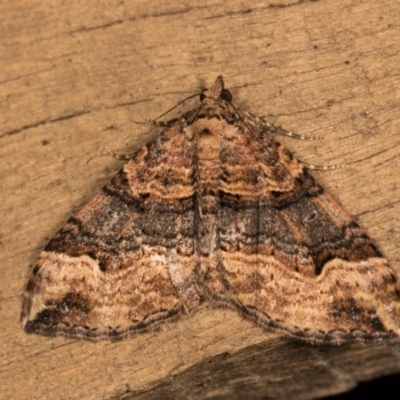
[1,1,400,399]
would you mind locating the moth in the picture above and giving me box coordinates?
[21,76,400,344]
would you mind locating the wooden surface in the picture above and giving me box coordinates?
[1,0,400,399]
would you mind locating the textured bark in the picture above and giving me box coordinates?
[1,1,400,399]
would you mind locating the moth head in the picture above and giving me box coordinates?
[200,76,233,103]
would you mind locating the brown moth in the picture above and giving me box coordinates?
[21,76,400,344]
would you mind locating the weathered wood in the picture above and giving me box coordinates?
[1,1,400,399]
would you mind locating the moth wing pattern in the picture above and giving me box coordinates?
[208,116,400,344]
[21,120,201,340]
[21,76,400,344]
